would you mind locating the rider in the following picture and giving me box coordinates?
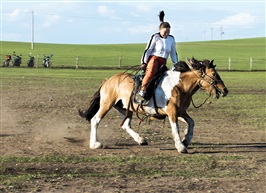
[136,11,178,101]
[6,54,11,61]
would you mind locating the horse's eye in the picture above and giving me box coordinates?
[212,72,216,77]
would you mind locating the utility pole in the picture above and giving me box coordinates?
[210,27,213,40]
[31,10,34,49]
[220,26,224,40]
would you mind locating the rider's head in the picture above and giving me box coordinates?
[158,11,171,39]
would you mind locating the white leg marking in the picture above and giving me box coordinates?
[169,119,187,153]
[122,118,146,145]
[90,116,102,149]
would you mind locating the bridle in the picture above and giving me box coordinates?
[199,68,225,94]
[191,67,223,108]
[198,69,222,88]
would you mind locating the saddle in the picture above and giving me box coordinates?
[132,65,168,104]
[119,65,168,126]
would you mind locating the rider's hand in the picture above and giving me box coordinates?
[140,63,147,70]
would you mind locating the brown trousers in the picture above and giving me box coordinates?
[141,55,167,90]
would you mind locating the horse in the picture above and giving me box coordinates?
[79,58,228,153]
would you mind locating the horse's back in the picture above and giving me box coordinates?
[100,72,134,103]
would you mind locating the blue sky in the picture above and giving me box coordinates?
[1,0,265,44]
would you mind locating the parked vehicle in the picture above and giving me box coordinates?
[12,52,22,67]
[2,54,12,67]
[43,54,53,68]
[27,53,35,67]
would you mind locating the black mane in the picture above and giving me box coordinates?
[173,61,190,72]
[202,59,216,69]
[173,58,215,72]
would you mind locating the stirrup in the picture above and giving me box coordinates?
[136,91,145,101]
[134,92,150,105]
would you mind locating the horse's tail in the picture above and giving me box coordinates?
[78,83,103,122]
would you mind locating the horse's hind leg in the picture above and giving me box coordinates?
[90,115,102,149]
[90,103,114,149]
[114,105,148,145]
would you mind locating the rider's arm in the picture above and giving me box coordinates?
[170,36,178,64]
[141,33,157,65]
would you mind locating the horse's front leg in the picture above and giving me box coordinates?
[169,118,188,153]
[180,113,194,148]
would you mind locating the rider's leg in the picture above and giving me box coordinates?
[136,56,159,100]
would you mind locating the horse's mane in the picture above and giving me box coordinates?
[173,61,190,72]
[173,58,215,72]
[202,59,216,68]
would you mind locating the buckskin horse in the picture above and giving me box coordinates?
[79,58,228,153]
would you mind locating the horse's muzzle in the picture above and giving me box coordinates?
[214,87,228,99]
[222,88,229,97]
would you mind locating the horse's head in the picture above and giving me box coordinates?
[186,58,228,99]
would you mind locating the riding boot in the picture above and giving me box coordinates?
[136,90,146,101]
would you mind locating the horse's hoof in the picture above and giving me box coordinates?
[90,142,103,149]
[140,141,148,146]
[182,139,190,148]
[139,137,148,146]
[177,143,188,153]
[180,148,188,154]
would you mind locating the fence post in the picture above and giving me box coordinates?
[76,56,79,69]
[228,57,231,71]
[119,52,122,68]
[36,54,40,68]
[250,57,252,71]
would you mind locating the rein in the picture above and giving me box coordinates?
[191,93,211,108]
[120,91,149,126]
[188,67,215,109]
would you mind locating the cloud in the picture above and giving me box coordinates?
[67,18,74,23]
[215,13,257,27]
[97,5,115,17]
[127,23,157,35]
[41,15,62,28]
[10,8,21,18]
[136,4,152,13]
[7,8,30,22]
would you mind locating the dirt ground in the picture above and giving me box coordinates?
[0,73,265,193]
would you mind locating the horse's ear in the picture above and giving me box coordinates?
[185,58,194,70]
[210,60,216,68]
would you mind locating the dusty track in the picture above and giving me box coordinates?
[1,72,265,193]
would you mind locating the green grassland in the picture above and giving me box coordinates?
[1,37,265,70]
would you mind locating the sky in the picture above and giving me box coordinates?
[0,0,265,44]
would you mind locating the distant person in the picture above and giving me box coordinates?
[6,54,11,60]
[136,11,178,101]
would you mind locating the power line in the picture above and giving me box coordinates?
[3,10,264,23]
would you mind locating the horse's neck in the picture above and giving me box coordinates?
[179,71,200,96]
[158,71,200,100]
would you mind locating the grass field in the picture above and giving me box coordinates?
[1,37,265,70]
